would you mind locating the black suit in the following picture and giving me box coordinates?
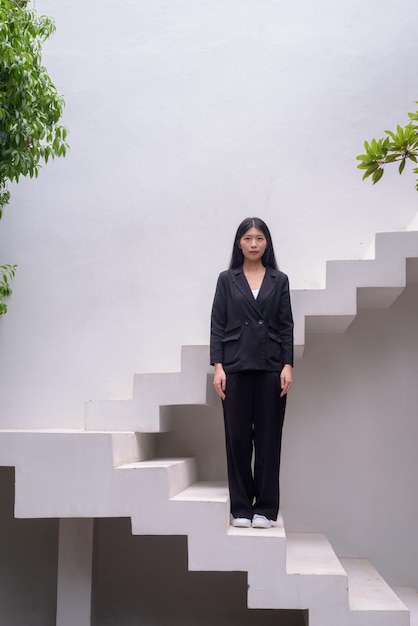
[210,266,294,521]
[210,266,293,370]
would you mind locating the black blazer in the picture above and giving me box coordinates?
[210,266,294,373]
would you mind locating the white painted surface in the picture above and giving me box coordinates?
[1,1,418,621]
[92,525,304,626]
[3,429,410,625]
[393,588,418,626]
[281,281,418,591]
[342,558,408,612]
[1,429,417,624]
[0,0,418,428]
[2,238,418,597]
[286,533,346,577]
[56,518,94,626]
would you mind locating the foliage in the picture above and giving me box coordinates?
[0,0,68,313]
[0,264,17,315]
[357,104,418,189]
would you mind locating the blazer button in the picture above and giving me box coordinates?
[258,319,264,325]
[244,320,250,325]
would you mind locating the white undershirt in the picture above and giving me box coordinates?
[252,289,260,299]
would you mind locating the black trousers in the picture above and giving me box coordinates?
[222,370,286,521]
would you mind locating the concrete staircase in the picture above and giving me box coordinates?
[0,429,415,625]
[85,344,214,432]
[2,229,418,624]
[292,230,418,355]
[86,230,418,432]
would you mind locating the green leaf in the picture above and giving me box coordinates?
[372,168,384,184]
[385,154,401,163]
[364,140,373,156]
[362,163,380,180]
[399,159,406,175]
[385,129,397,141]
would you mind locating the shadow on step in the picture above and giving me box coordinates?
[94,517,307,626]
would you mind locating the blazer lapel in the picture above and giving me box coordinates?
[232,267,280,315]
[256,268,279,305]
[232,268,262,315]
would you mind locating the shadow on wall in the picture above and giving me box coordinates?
[93,517,306,626]
[281,281,418,588]
[156,401,228,481]
[0,467,58,626]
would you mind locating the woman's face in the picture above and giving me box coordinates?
[239,227,267,262]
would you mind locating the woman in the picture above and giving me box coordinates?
[210,217,293,529]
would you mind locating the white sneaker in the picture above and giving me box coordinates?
[232,517,252,528]
[252,514,271,529]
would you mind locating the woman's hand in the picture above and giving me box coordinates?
[213,363,226,400]
[280,364,292,397]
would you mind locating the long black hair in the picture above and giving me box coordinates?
[229,217,278,269]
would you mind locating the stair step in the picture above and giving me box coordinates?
[171,482,287,579]
[117,457,197,498]
[173,484,286,537]
[228,513,286,538]
[171,480,229,503]
[393,587,418,626]
[292,230,418,353]
[85,345,212,432]
[286,533,347,577]
[340,558,409,625]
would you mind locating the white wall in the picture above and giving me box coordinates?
[0,0,417,428]
[282,282,418,589]
[0,0,418,596]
